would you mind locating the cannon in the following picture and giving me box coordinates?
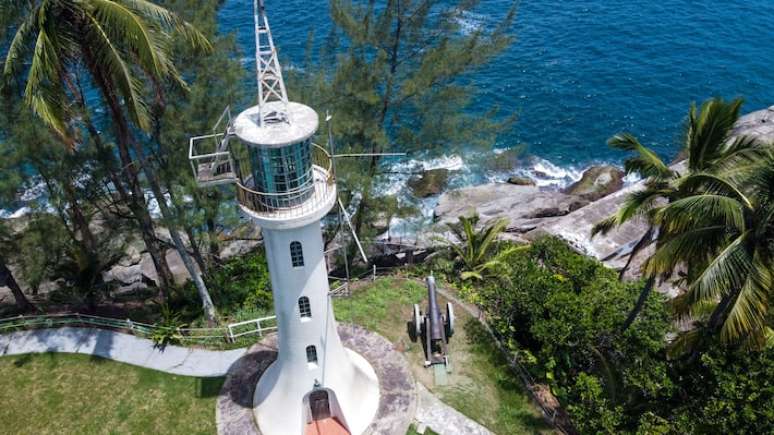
[409,276,454,371]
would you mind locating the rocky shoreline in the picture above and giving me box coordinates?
[5,106,774,303]
[430,105,774,289]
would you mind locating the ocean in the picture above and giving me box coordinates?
[4,1,774,220]
[219,0,774,188]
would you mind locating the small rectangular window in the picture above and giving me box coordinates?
[290,241,304,267]
[299,297,311,318]
[306,345,318,366]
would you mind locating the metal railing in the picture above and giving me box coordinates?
[0,313,278,347]
[226,316,278,340]
[236,144,335,219]
[189,132,237,187]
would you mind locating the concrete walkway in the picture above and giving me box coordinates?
[0,327,246,377]
[415,383,492,435]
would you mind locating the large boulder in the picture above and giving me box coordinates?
[507,176,535,186]
[434,183,589,233]
[564,165,624,201]
[408,168,450,198]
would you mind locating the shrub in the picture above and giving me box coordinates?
[470,236,774,434]
[178,249,273,323]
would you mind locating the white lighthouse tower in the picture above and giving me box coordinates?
[189,1,380,434]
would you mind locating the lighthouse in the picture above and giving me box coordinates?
[189,1,380,434]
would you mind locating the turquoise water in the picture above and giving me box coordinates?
[219,0,774,181]
[6,1,773,217]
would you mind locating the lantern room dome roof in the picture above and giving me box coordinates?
[233,101,319,148]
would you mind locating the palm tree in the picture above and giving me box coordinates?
[649,159,774,352]
[3,0,219,323]
[444,214,523,281]
[592,98,767,331]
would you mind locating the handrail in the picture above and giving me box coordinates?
[235,143,333,197]
[0,313,278,346]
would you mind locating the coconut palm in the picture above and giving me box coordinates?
[592,98,767,331]
[650,160,774,352]
[444,214,524,281]
[3,0,219,323]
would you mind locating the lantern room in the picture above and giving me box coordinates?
[228,101,334,223]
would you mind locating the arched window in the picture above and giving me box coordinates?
[290,241,304,267]
[298,296,312,318]
[306,345,318,365]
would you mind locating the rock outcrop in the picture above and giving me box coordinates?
[564,165,624,201]
[408,168,450,198]
[731,105,774,141]
[506,176,535,186]
[434,184,589,233]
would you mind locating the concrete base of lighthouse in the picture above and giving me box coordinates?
[215,325,416,435]
[253,347,380,435]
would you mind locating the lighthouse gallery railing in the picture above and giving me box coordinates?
[235,143,335,219]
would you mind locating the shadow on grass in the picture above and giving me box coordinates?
[197,377,226,399]
[12,354,32,367]
[463,318,552,433]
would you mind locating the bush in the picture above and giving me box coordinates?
[177,249,273,323]
[469,237,774,434]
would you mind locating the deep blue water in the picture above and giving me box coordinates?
[219,0,774,182]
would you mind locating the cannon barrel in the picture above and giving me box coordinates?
[426,276,445,341]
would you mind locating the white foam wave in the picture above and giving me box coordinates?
[454,11,487,36]
[513,157,584,189]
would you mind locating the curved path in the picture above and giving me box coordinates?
[0,327,246,377]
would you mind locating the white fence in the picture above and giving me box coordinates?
[226,315,278,340]
[0,313,278,346]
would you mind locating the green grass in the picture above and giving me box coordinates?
[335,278,552,435]
[0,353,222,435]
[406,424,440,435]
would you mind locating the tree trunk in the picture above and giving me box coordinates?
[61,180,98,254]
[206,216,220,261]
[618,227,655,281]
[139,161,218,324]
[621,275,656,331]
[84,59,175,297]
[0,256,34,312]
[184,224,209,275]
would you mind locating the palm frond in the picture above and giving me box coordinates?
[3,9,38,77]
[591,215,617,237]
[677,173,753,210]
[474,218,507,264]
[119,0,212,52]
[687,232,752,307]
[721,274,769,346]
[657,194,747,235]
[667,328,701,360]
[89,0,167,77]
[644,225,726,279]
[24,27,69,138]
[687,98,743,171]
[609,133,673,179]
[83,11,150,130]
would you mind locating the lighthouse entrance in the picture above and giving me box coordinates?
[304,389,351,435]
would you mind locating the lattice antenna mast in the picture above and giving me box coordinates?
[254,0,289,125]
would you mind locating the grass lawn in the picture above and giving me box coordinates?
[335,278,552,435]
[0,353,222,435]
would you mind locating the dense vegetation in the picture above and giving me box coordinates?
[443,237,774,433]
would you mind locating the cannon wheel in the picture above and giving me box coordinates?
[413,304,422,338]
[445,302,455,340]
